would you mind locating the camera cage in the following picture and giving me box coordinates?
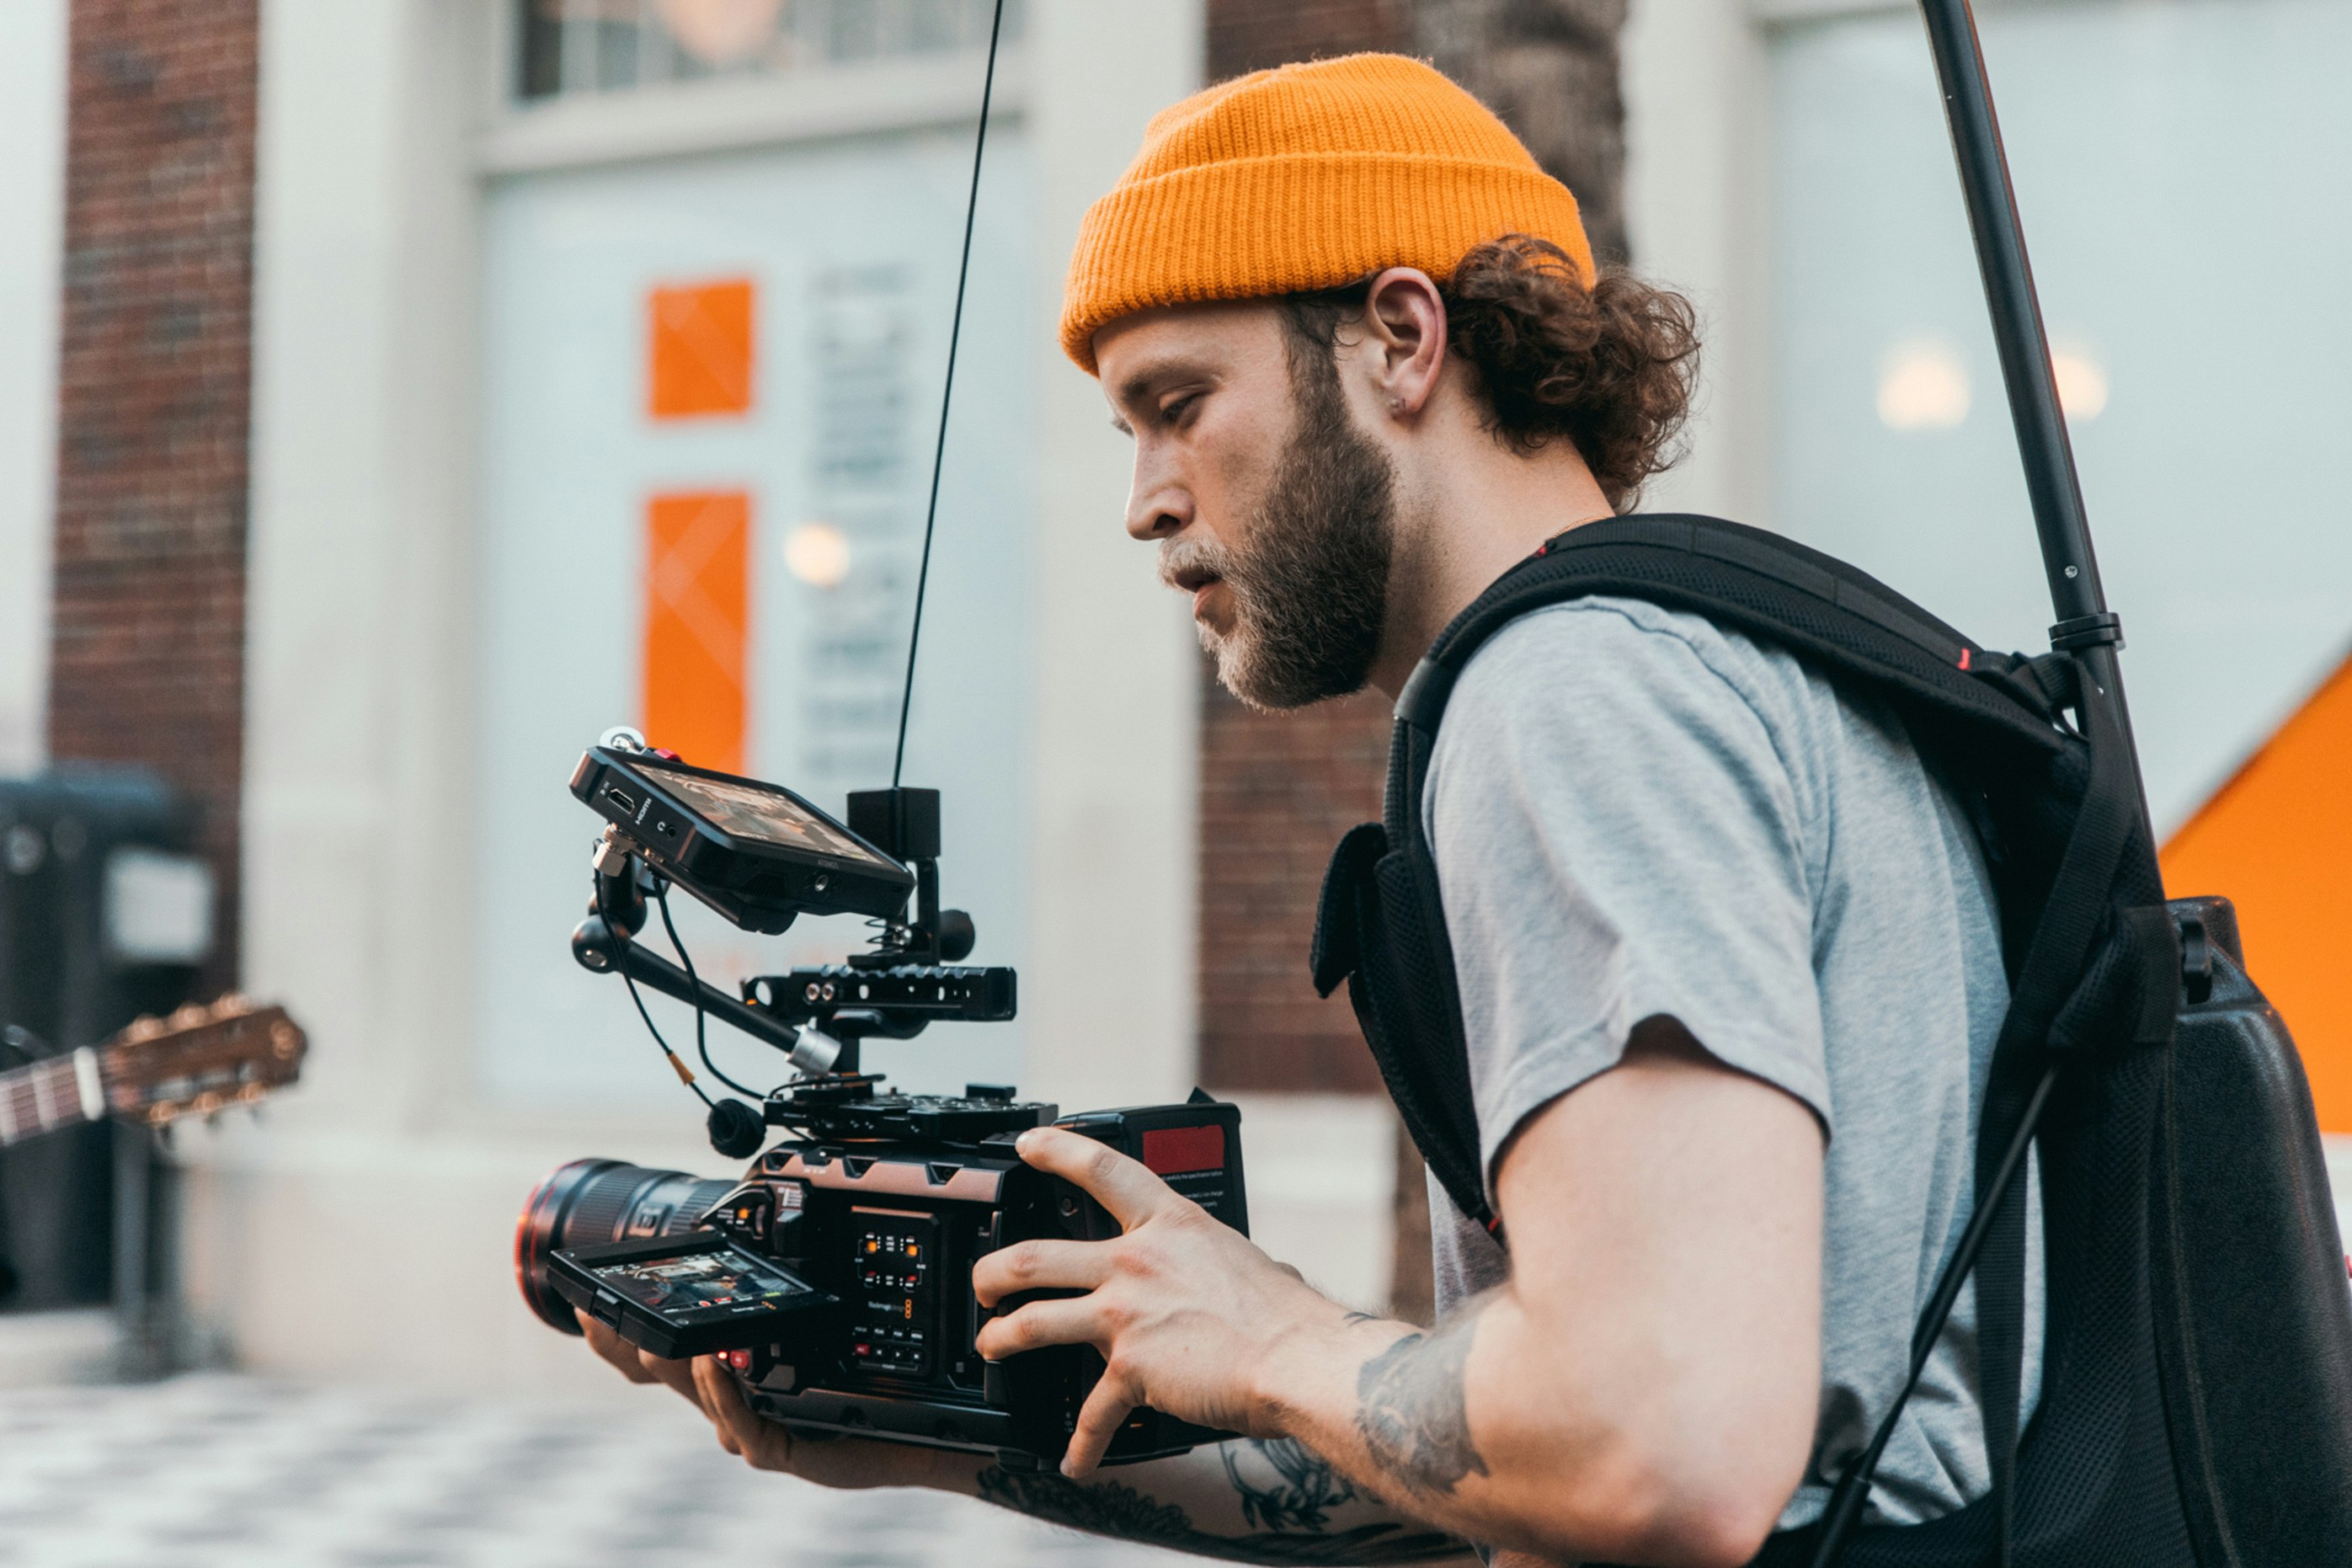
[568,731,1021,1143]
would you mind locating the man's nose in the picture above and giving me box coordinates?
[1125,456,1189,542]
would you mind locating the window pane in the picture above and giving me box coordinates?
[515,0,1021,103]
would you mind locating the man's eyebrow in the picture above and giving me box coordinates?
[1108,360,1210,434]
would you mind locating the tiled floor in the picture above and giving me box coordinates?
[0,1375,1196,1568]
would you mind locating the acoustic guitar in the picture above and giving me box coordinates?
[0,996,308,1147]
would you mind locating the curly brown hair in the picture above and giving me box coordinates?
[1282,235,1701,510]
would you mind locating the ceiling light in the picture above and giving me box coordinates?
[784,522,851,589]
[1877,339,1971,431]
[2051,345,2109,422]
[658,0,784,67]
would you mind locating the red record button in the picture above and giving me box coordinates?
[725,1349,752,1372]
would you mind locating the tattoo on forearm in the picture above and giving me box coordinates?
[1223,1437,1360,1532]
[977,1448,1463,1565]
[1353,1314,1490,1498]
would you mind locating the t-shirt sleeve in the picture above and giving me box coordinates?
[1425,602,1829,1197]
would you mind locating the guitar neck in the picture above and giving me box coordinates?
[0,1049,109,1149]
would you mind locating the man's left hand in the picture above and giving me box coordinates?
[972,1124,1349,1478]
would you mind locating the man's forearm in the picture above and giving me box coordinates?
[955,1437,1474,1565]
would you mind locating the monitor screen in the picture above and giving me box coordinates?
[656,771,897,869]
[587,1244,820,1327]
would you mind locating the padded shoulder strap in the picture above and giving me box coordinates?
[1395,515,2065,751]
[1357,514,2068,1238]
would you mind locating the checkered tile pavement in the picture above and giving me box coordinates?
[0,1376,1196,1568]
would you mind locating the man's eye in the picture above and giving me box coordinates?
[1160,393,1199,424]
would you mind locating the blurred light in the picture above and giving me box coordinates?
[658,0,784,67]
[784,522,851,589]
[1877,339,1971,430]
[2051,345,2109,422]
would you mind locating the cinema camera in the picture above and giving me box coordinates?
[515,733,1250,1468]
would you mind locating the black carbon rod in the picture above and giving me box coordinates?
[1920,0,2153,833]
[1920,0,2103,627]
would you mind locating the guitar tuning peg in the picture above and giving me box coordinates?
[169,1002,207,1030]
[211,993,251,1019]
[123,1015,164,1043]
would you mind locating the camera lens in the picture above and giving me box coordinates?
[513,1159,736,1334]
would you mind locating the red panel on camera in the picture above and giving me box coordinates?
[1141,1124,1225,1176]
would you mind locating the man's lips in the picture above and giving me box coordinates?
[1171,566,1224,617]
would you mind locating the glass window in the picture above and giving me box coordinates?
[1764,0,2352,831]
[515,0,1020,103]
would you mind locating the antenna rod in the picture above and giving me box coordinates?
[892,0,1008,789]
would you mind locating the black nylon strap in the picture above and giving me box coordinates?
[1807,666,2147,1566]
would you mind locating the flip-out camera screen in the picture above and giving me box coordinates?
[552,1230,837,1358]
[589,1244,817,1325]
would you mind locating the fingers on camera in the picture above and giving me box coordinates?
[1063,1365,1139,1479]
[578,1310,659,1384]
[696,1354,777,1466]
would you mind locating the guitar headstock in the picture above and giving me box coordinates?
[102,995,308,1127]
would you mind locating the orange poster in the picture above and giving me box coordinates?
[643,490,750,775]
[648,277,755,419]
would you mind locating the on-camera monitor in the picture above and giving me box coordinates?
[588,1245,820,1327]
[659,771,897,870]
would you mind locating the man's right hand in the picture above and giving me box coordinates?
[574,1309,985,1493]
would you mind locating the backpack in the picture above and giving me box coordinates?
[1310,513,2352,1566]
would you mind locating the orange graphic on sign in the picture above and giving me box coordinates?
[2163,648,2352,1131]
[649,277,755,419]
[643,490,750,775]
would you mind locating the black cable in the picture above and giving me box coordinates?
[594,865,714,1108]
[654,883,764,1098]
[1806,1060,2059,1565]
[891,0,1007,789]
[620,970,714,1109]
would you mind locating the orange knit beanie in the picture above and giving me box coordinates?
[1059,52,1595,374]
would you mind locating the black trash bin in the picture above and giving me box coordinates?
[0,767,212,1347]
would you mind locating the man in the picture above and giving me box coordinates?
[582,54,2035,1567]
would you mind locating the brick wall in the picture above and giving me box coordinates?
[1197,678,1392,1091]
[48,0,259,998]
[1207,0,1405,77]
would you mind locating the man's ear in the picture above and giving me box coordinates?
[1357,268,1449,422]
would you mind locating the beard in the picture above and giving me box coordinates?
[1161,355,1398,712]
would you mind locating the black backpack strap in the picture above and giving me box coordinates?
[1803,675,2179,1566]
[1315,515,2066,1235]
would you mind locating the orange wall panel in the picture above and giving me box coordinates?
[2162,650,2352,1131]
[643,490,750,775]
[648,277,755,419]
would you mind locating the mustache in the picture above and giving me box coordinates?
[1157,536,1237,593]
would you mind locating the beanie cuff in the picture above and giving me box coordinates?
[1060,152,1594,371]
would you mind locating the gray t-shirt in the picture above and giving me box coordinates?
[1423,595,2042,1532]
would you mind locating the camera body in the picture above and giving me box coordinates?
[520,1082,1247,1466]
[521,739,1252,1467]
